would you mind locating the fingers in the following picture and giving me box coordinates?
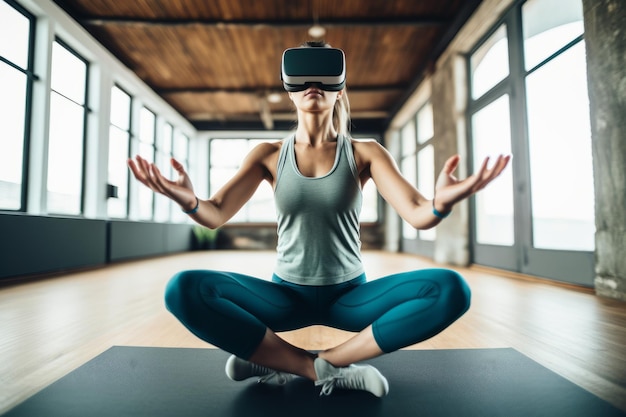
[171,157,186,175]
[148,163,172,195]
[442,154,460,175]
[129,155,171,195]
[127,157,150,187]
[473,154,511,191]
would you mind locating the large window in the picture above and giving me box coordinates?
[107,85,132,218]
[46,39,88,215]
[522,0,592,251]
[209,138,276,223]
[400,121,417,239]
[154,122,174,222]
[136,106,156,220]
[399,101,436,251]
[416,102,435,242]
[170,130,190,223]
[0,1,34,211]
[468,0,593,285]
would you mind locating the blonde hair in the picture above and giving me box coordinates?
[301,41,351,135]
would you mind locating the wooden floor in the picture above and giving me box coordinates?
[1,250,625,413]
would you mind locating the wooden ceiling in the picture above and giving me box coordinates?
[52,0,482,134]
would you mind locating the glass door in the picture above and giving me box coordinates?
[468,0,594,286]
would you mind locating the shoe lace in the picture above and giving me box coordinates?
[257,371,291,385]
[315,367,365,396]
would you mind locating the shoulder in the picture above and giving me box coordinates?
[350,137,392,163]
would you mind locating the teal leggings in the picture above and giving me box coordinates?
[165,268,471,359]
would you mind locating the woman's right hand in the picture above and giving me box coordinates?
[127,155,197,212]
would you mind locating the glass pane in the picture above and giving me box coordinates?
[173,132,189,161]
[107,126,129,218]
[417,103,434,144]
[523,0,584,71]
[139,107,155,145]
[0,1,30,68]
[245,181,276,222]
[110,86,131,131]
[47,93,84,215]
[211,139,247,167]
[471,95,514,246]
[526,42,594,251]
[137,110,155,220]
[138,142,154,161]
[471,25,509,99]
[210,167,237,196]
[160,123,173,153]
[154,150,172,222]
[418,145,435,241]
[137,185,154,221]
[51,42,86,104]
[360,179,378,223]
[401,121,416,157]
[0,63,27,210]
[401,155,417,239]
[248,138,268,152]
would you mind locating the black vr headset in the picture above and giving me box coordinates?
[281,47,346,92]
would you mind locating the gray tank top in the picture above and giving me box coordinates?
[274,134,364,285]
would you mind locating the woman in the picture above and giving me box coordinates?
[128,42,510,398]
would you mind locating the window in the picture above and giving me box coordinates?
[468,0,593,284]
[136,106,156,220]
[170,130,190,223]
[470,25,509,99]
[154,122,173,222]
[107,85,132,218]
[416,102,436,242]
[209,138,275,223]
[46,40,88,215]
[359,170,378,223]
[399,122,417,239]
[399,102,436,244]
[471,95,515,246]
[0,1,34,211]
[522,0,592,251]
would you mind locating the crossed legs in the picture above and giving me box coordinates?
[164,268,471,382]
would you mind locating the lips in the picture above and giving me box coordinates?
[305,88,323,96]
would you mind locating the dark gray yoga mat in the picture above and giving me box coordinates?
[5,346,625,417]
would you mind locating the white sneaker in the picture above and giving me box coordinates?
[314,358,389,397]
[225,355,295,386]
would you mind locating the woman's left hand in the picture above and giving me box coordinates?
[433,154,511,212]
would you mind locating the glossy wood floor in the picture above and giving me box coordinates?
[1,250,625,413]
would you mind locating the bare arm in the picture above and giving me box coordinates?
[358,141,510,230]
[128,142,276,229]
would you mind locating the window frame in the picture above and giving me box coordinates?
[107,83,133,219]
[46,36,90,216]
[0,0,36,212]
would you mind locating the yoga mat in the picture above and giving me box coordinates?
[4,347,625,417]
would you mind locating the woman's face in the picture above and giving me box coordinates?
[288,85,343,114]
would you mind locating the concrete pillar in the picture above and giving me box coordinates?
[583,0,626,301]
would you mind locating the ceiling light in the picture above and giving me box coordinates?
[267,92,282,103]
[308,24,326,38]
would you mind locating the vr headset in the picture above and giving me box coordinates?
[281,47,346,92]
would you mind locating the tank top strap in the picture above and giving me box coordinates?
[276,134,295,182]
[340,134,360,184]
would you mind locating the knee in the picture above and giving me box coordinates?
[439,269,471,316]
[164,270,199,315]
